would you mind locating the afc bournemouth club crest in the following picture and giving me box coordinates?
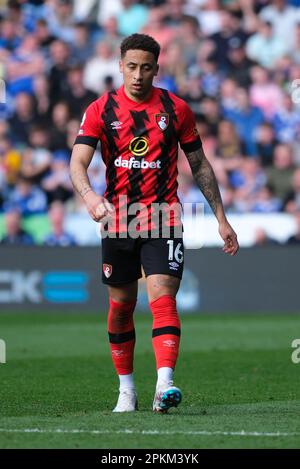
[155,113,169,131]
[103,264,112,278]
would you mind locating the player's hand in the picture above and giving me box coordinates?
[83,191,114,222]
[219,220,239,256]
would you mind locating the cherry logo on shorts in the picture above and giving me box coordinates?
[103,264,113,278]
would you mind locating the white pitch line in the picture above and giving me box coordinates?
[0,428,299,437]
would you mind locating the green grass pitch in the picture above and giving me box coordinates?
[0,312,299,449]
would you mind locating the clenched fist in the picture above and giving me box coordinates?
[83,191,114,222]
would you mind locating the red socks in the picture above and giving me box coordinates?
[108,298,136,375]
[150,295,181,370]
[107,295,180,375]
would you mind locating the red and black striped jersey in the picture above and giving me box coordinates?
[75,85,202,232]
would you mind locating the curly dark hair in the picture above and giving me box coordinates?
[120,34,160,62]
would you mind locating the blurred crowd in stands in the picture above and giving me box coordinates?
[1,0,300,245]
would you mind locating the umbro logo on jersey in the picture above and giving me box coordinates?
[114,156,161,169]
[111,121,123,130]
[169,261,179,270]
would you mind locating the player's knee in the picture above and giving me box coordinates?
[108,284,137,304]
[110,293,136,304]
[108,297,136,332]
[149,290,176,303]
[147,275,180,303]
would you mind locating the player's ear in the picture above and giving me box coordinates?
[119,59,124,74]
[154,64,159,77]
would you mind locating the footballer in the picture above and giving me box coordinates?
[70,34,239,413]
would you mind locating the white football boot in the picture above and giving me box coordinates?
[112,389,138,412]
[152,380,182,413]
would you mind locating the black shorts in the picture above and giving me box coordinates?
[101,234,184,285]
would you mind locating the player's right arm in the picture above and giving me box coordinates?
[70,144,113,222]
[70,100,113,222]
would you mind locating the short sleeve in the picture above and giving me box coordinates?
[178,101,202,153]
[74,100,102,149]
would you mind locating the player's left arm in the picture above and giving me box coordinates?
[178,99,239,255]
[185,146,239,256]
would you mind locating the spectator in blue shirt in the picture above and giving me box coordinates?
[6,175,47,216]
[0,207,34,245]
[0,18,22,52]
[44,201,76,246]
[223,87,264,155]
[272,93,300,143]
[252,184,282,213]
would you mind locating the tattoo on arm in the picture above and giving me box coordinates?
[185,148,224,217]
[70,166,92,198]
[79,185,92,198]
[70,146,94,198]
